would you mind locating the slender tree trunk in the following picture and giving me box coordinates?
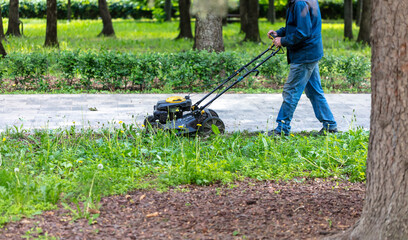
[67,0,72,21]
[164,0,172,21]
[267,0,275,24]
[0,5,5,39]
[239,0,248,33]
[357,0,371,44]
[0,39,6,58]
[6,0,21,37]
[97,0,115,37]
[243,0,260,42]
[344,0,353,39]
[326,0,408,239]
[355,0,362,26]
[44,0,59,47]
[176,0,193,39]
[193,13,224,53]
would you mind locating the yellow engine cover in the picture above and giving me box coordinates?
[166,96,186,103]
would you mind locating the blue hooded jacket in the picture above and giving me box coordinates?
[276,0,324,64]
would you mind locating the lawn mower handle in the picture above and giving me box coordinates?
[191,44,283,114]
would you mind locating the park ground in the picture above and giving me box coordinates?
[1,179,364,239]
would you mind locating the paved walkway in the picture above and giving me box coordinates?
[0,94,370,133]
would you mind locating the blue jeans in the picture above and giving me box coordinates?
[276,62,337,134]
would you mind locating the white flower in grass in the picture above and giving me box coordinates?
[14,167,19,173]
[97,164,104,170]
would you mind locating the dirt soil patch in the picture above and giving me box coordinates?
[1,179,364,239]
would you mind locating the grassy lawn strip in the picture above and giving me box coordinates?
[0,125,368,226]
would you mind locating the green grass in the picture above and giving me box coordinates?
[0,19,370,225]
[0,124,368,226]
[3,18,370,57]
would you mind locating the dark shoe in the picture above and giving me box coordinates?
[318,127,338,135]
[268,129,289,137]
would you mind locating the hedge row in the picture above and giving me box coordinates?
[0,0,152,20]
[1,0,349,20]
[0,50,370,92]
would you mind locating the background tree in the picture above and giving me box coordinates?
[192,0,226,52]
[267,0,275,24]
[355,0,362,26]
[242,0,260,42]
[0,40,6,57]
[176,0,193,39]
[328,0,408,239]
[164,0,172,21]
[239,0,248,33]
[67,0,72,22]
[97,0,115,37]
[356,0,371,44]
[44,0,59,47]
[343,0,353,39]
[6,0,21,37]
[0,5,5,39]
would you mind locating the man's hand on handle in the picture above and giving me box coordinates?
[267,30,282,47]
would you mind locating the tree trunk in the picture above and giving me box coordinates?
[0,39,6,58]
[0,5,5,39]
[44,0,59,47]
[67,0,72,21]
[164,0,172,21]
[344,0,353,39]
[239,0,248,33]
[326,0,408,239]
[243,0,260,42]
[97,0,115,37]
[176,0,193,39]
[357,0,371,44]
[267,0,275,24]
[6,0,21,37]
[193,13,224,53]
[355,0,362,26]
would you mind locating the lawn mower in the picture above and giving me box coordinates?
[144,38,283,135]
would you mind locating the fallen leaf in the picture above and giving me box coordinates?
[139,194,146,201]
[21,219,30,224]
[146,212,159,218]
[88,209,100,214]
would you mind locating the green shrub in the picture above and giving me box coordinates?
[1,50,371,93]
[0,0,358,20]
[338,55,371,88]
[6,52,49,90]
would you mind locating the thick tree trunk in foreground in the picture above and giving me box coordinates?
[243,0,260,42]
[193,13,224,53]
[44,0,59,47]
[344,0,353,39]
[176,0,193,39]
[6,0,21,37]
[267,0,275,24]
[97,0,115,37]
[326,0,408,239]
[357,0,371,44]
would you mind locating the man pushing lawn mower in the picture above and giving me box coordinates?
[144,0,337,136]
[267,0,337,136]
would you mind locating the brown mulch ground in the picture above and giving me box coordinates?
[1,179,364,240]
